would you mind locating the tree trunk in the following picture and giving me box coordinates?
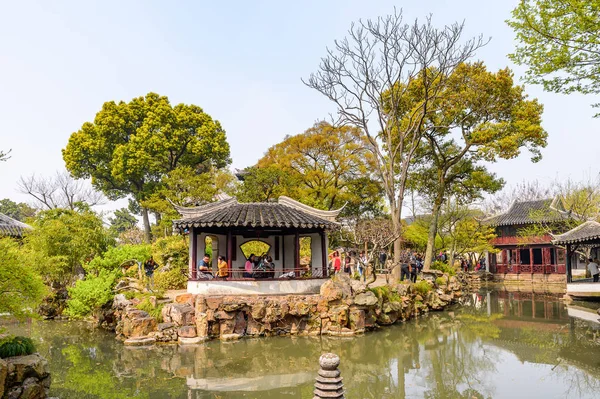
[423,191,444,271]
[448,240,457,271]
[390,201,403,280]
[141,207,152,243]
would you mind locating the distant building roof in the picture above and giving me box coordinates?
[552,221,600,246]
[0,213,32,237]
[484,197,571,227]
[173,196,341,230]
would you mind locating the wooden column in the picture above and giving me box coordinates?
[294,231,300,276]
[227,230,233,279]
[191,227,197,280]
[321,231,327,277]
[566,243,572,283]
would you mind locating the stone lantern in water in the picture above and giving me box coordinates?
[313,353,345,399]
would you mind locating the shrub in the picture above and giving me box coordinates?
[431,261,456,276]
[435,277,447,286]
[65,270,120,318]
[86,244,151,274]
[154,268,187,291]
[369,286,402,303]
[0,335,36,358]
[152,236,189,271]
[136,298,164,323]
[414,280,432,296]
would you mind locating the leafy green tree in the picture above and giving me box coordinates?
[65,270,119,318]
[108,208,138,237]
[402,62,545,270]
[0,198,36,221]
[508,0,600,115]
[243,122,383,218]
[85,244,151,274]
[63,92,231,242]
[0,238,47,319]
[25,208,112,285]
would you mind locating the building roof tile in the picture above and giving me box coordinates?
[0,213,32,237]
[552,221,600,245]
[484,198,570,227]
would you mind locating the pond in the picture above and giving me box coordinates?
[4,290,600,398]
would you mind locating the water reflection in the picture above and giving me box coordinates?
[4,290,600,398]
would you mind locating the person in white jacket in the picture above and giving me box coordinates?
[587,258,599,282]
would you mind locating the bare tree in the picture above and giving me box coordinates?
[482,180,554,215]
[304,9,486,268]
[0,149,11,162]
[18,171,105,210]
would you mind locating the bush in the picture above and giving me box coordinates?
[136,298,164,323]
[414,280,432,296]
[86,244,151,274]
[65,270,120,318]
[0,336,36,358]
[431,261,456,276]
[152,236,189,271]
[369,286,402,303]
[435,277,447,286]
[154,268,187,291]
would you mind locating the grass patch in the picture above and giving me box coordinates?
[369,286,402,303]
[136,298,164,323]
[0,335,36,358]
[435,277,447,286]
[414,280,432,296]
[431,261,456,276]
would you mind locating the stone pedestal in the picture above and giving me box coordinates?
[313,353,345,399]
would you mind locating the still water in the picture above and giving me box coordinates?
[5,290,600,399]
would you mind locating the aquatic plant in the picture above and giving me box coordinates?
[0,335,36,358]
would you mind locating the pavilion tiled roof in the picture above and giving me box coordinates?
[0,213,32,237]
[552,221,600,245]
[484,198,571,227]
[173,197,341,230]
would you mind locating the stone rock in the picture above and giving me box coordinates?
[205,296,223,310]
[6,354,49,384]
[122,309,157,338]
[124,337,156,346]
[113,294,132,310]
[157,322,175,331]
[214,310,235,320]
[350,280,367,295]
[320,275,352,302]
[233,312,247,335]
[175,293,193,304]
[349,308,365,331]
[353,291,378,307]
[178,326,197,338]
[179,337,205,345]
[195,313,210,338]
[0,358,7,398]
[221,334,242,341]
[162,303,195,326]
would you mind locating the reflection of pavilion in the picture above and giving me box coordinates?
[173,196,341,295]
[186,372,314,392]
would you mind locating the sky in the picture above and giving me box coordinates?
[0,0,598,216]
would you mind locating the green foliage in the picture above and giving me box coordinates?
[152,235,188,270]
[435,277,447,286]
[369,286,402,303]
[63,92,232,241]
[241,121,383,218]
[508,0,600,114]
[431,261,456,276]
[65,270,120,318]
[0,238,47,319]
[0,198,35,221]
[240,240,271,259]
[25,208,112,285]
[414,280,432,296]
[0,336,36,358]
[108,208,138,237]
[86,244,151,274]
[154,268,187,291]
[136,299,164,322]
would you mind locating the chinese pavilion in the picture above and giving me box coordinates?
[173,196,341,295]
[0,212,31,238]
[484,198,582,278]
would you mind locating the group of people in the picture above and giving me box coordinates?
[243,254,275,278]
[400,251,423,283]
[196,253,229,279]
[460,257,486,272]
[329,250,369,280]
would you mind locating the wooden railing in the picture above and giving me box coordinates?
[494,263,565,274]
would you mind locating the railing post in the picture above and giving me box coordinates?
[314,353,345,399]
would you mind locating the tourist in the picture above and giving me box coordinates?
[410,252,418,283]
[144,256,158,290]
[244,254,255,278]
[217,255,229,279]
[379,250,387,271]
[197,254,213,279]
[400,253,411,282]
[359,251,368,281]
[265,255,275,278]
[588,258,599,282]
[329,251,342,274]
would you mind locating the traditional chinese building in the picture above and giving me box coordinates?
[485,198,583,279]
[172,196,341,295]
[0,212,31,237]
